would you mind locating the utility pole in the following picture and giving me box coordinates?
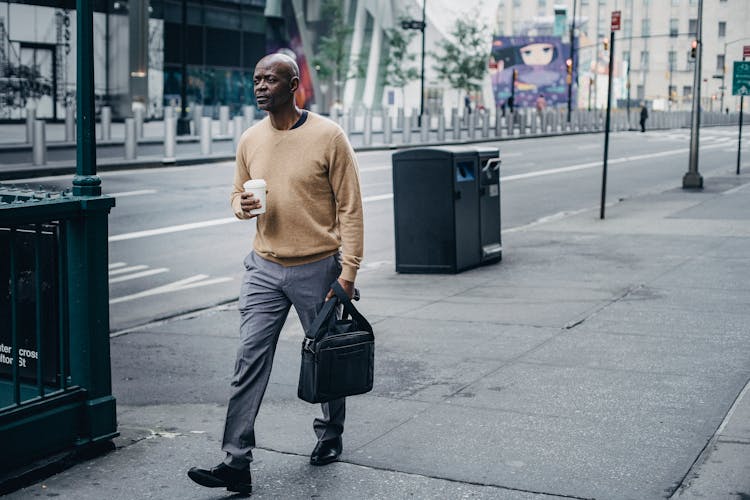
[601,11,619,220]
[420,0,426,126]
[567,0,577,122]
[683,0,704,189]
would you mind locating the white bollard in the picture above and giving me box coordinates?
[193,104,203,136]
[219,105,230,135]
[164,105,175,120]
[481,111,490,138]
[452,108,460,140]
[163,116,176,163]
[134,107,144,139]
[495,108,503,137]
[200,116,212,155]
[347,110,356,136]
[124,118,137,160]
[507,111,515,136]
[403,113,412,143]
[243,105,255,130]
[233,115,245,151]
[32,120,46,166]
[342,111,350,136]
[383,113,393,144]
[101,106,112,141]
[396,107,404,130]
[65,105,75,142]
[26,109,36,144]
[363,109,373,146]
[468,112,476,139]
[420,113,429,142]
[438,112,446,141]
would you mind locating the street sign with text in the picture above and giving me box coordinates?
[733,61,750,96]
[611,11,621,31]
[744,45,750,58]
[401,20,425,31]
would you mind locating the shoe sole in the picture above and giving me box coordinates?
[310,455,340,466]
[188,469,252,494]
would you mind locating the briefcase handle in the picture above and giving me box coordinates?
[304,281,372,344]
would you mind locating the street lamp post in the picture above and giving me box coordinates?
[401,3,427,126]
[683,0,704,189]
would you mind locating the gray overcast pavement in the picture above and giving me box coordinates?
[6,172,750,499]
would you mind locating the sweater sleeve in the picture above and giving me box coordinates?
[327,132,364,282]
[230,141,252,220]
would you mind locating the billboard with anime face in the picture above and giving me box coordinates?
[489,36,576,109]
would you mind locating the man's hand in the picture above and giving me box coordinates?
[325,277,355,301]
[240,192,262,217]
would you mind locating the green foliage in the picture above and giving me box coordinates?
[432,11,489,94]
[383,16,420,90]
[312,0,366,102]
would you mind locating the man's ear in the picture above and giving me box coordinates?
[290,76,300,93]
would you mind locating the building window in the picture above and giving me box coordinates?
[643,0,650,5]
[683,85,692,97]
[670,18,678,37]
[671,0,679,4]
[668,50,677,69]
[668,85,677,101]
[718,22,726,37]
[717,54,725,72]
[623,51,631,64]
[623,19,632,38]
[688,19,697,35]
[513,0,521,7]
[637,85,645,100]
[538,0,546,6]
[640,50,649,69]
[642,19,650,36]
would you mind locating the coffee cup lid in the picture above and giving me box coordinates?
[243,179,266,189]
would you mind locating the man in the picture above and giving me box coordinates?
[187,53,364,495]
[535,94,546,113]
[640,103,649,133]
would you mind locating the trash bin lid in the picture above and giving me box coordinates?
[392,146,478,162]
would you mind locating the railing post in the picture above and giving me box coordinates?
[100,106,111,141]
[33,120,47,166]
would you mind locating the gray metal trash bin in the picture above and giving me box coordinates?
[475,147,502,264]
[392,147,482,273]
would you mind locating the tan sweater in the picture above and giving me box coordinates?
[231,112,364,282]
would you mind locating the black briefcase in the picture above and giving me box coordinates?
[298,281,374,404]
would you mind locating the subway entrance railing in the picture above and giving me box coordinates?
[0,186,117,471]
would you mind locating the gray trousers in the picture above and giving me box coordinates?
[222,251,345,468]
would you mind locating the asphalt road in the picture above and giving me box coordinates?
[4,126,746,332]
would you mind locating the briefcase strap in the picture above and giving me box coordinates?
[304,281,372,345]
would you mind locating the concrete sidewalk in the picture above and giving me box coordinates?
[5,173,750,499]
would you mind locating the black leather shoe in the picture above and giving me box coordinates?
[310,437,342,466]
[187,463,252,495]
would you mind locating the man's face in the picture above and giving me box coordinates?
[253,60,297,112]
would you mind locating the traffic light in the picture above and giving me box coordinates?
[565,58,573,84]
[603,39,609,51]
[690,39,698,59]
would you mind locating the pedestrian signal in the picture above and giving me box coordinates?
[690,40,698,59]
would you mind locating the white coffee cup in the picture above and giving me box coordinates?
[243,179,267,215]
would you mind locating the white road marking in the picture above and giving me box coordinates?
[109,264,149,276]
[363,193,394,202]
[107,189,158,197]
[108,262,127,270]
[109,268,169,284]
[110,274,233,304]
[109,217,237,242]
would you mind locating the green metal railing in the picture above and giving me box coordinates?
[0,188,117,469]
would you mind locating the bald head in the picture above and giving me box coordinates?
[256,53,299,82]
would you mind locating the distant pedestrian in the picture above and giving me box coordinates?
[188,52,364,495]
[507,95,515,114]
[535,94,547,113]
[639,104,648,133]
[464,93,472,114]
